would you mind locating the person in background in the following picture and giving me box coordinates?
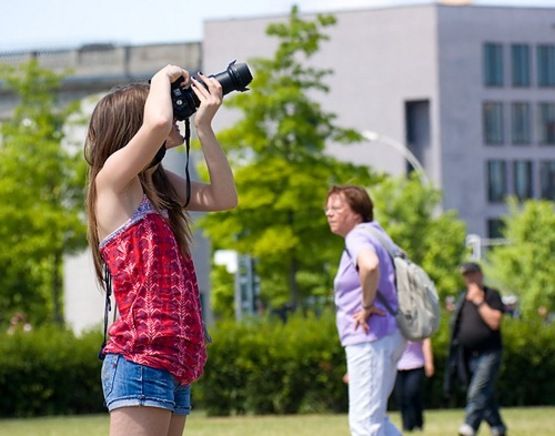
[6,312,32,335]
[394,338,434,432]
[445,262,507,436]
[325,185,406,436]
[537,305,554,324]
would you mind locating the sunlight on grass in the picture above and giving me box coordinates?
[0,407,553,436]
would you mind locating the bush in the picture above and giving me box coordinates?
[498,318,555,406]
[0,326,104,417]
[1,311,554,417]
[197,311,347,416]
[197,311,555,415]
[402,314,555,410]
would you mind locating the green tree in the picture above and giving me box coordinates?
[487,199,555,316]
[199,6,378,310]
[210,263,236,319]
[0,60,87,325]
[371,173,468,300]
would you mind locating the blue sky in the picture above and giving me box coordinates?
[2,0,555,52]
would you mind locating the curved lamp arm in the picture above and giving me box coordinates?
[362,130,431,186]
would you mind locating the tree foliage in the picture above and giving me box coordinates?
[0,60,87,325]
[198,6,378,310]
[487,199,555,316]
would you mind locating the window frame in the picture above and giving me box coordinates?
[487,160,508,203]
[537,44,555,87]
[483,101,505,145]
[539,160,555,200]
[511,102,532,145]
[484,42,504,87]
[513,160,534,200]
[538,102,555,145]
[511,43,531,87]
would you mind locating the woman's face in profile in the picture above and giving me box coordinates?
[325,193,361,237]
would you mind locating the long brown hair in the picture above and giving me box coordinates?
[84,84,191,285]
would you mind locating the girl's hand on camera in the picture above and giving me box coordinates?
[153,64,190,87]
[190,73,223,130]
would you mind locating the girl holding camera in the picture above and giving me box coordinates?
[84,64,237,436]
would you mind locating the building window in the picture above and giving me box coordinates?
[513,160,533,200]
[487,218,505,239]
[511,102,531,144]
[405,100,430,177]
[537,44,555,87]
[484,43,504,87]
[538,103,555,144]
[487,160,507,203]
[540,160,555,200]
[483,102,504,144]
[512,44,530,87]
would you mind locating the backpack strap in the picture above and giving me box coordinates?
[364,226,402,259]
[352,225,401,317]
[343,237,398,317]
[345,226,403,316]
[374,288,397,317]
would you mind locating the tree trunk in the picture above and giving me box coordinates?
[287,211,299,310]
[289,255,299,310]
[52,250,64,325]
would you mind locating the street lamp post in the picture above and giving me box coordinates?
[465,233,510,261]
[361,130,431,186]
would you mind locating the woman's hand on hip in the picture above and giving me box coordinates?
[353,305,385,333]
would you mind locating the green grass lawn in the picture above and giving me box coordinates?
[0,407,552,435]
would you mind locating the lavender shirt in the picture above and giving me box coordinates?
[334,222,399,346]
[397,340,425,370]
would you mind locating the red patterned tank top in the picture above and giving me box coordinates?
[99,196,207,385]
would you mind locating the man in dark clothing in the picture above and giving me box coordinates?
[445,262,507,436]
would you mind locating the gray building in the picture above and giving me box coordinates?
[203,2,555,239]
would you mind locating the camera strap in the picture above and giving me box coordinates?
[184,118,192,208]
[98,263,113,360]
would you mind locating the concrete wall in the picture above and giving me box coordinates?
[0,42,202,119]
[0,42,201,76]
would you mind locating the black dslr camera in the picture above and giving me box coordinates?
[171,60,253,120]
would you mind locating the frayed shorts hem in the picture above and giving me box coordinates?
[106,397,191,416]
[101,353,192,416]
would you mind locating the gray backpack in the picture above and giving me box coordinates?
[367,227,440,340]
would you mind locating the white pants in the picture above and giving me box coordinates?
[345,330,406,436]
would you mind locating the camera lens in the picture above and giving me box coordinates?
[171,61,253,120]
[212,61,253,96]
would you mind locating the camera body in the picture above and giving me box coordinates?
[171,60,253,120]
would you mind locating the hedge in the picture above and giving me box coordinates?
[196,312,555,415]
[0,326,104,417]
[0,312,553,417]
[197,313,348,416]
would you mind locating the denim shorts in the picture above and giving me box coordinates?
[101,353,191,415]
